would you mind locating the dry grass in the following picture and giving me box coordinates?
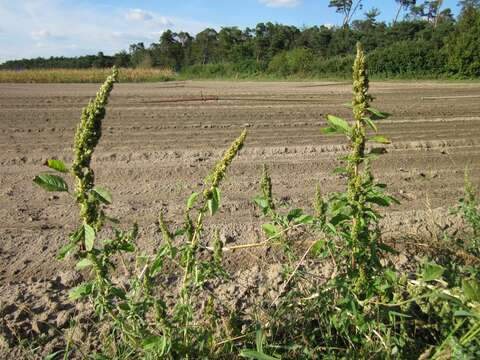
[0,67,175,83]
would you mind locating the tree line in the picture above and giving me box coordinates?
[1,1,479,78]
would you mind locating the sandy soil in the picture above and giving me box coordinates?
[1,80,480,356]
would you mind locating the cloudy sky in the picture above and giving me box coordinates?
[0,0,460,63]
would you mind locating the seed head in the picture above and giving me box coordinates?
[352,43,372,122]
[158,211,173,246]
[71,67,118,229]
[205,130,247,191]
[212,228,223,264]
[314,183,327,223]
[261,164,274,210]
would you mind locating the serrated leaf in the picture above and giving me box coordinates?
[240,350,280,360]
[46,159,68,173]
[92,187,112,205]
[33,174,68,192]
[326,115,351,135]
[262,223,279,239]
[84,224,95,251]
[187,192,200,209]
[69,282,93,300]
[369,135,391,144]
[76,258,94,270]
[462,279,480,302]
[422,263,445,282]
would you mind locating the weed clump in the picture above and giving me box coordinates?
[33,47,479,359]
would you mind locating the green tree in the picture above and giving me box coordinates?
[446,6,480,77]
[113,50,131,67]
[129,42,149,68]
[328,0,364,27]
[394,0,417,24]
[192,28,219,64]
[150,30,183,69]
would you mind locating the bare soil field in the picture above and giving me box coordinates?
[1,80,480,356]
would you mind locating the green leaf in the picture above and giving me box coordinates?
[262,223,279,239]
[46,159,68,173]
[33,174,68,192]
[321,126,342,135]
[368,107,390,120]
[388,310,411,319]
[84,224,95,251]
[333,167,348,175]
[92,187,112,205]
[311,239,326,256]
[454,310,480,319]
[385,269,397,283]
[255,329,264,353]
[44,350,64,360]
[105,216,120,224]
[367,195,391,207]
[331,213,350,226]
[57,242,76,260]
[240,350,280,360]
[325,115,351,135]
[111,287,126,300]
[143,336,167,352]
[295,214,314,225]
[69,282,93,301]
[187,192,200,209]
[208,187,221,215]
[369,135,391,144]
[75,258,94,270]
[369,148,387,155]
[253,196,269,209]
[422,263,445,282]
[363,117,378,132]
[287,209,303,222]
[462,279,480,302]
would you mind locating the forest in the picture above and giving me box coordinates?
[1,0,479,78]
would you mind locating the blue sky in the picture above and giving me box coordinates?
[0,0,461,63]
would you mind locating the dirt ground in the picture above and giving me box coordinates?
[1,80,480,356]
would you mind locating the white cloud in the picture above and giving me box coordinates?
[0,1,216,63]
[259,0,302,8]
[30,29,51,39]
[125,8,153,22]
[125,9,174,29]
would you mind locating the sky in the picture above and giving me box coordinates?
[0,0,462,63]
